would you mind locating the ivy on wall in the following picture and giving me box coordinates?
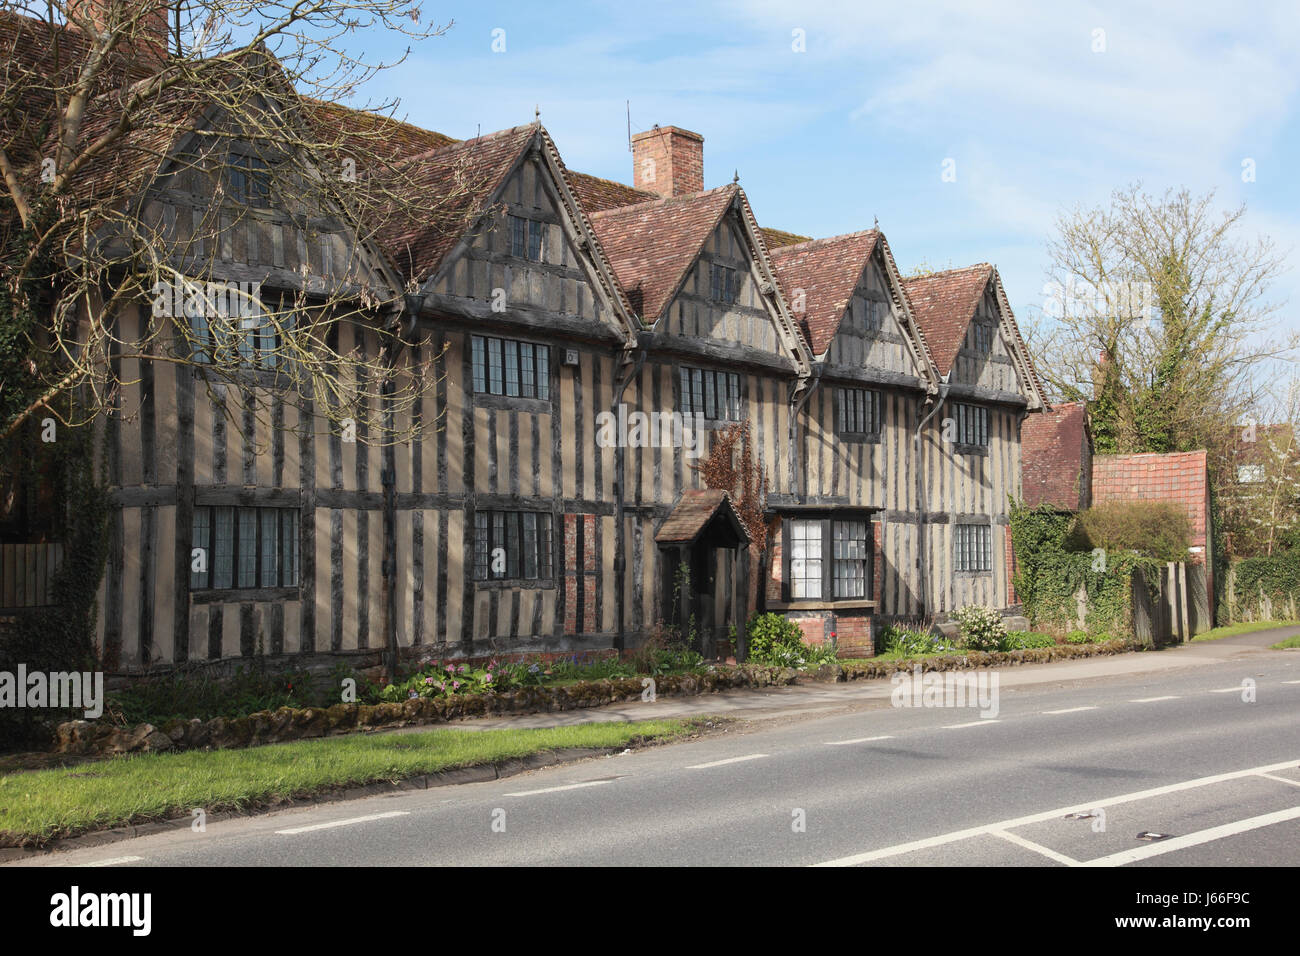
[1227,550,1300,621]
[1009,499,1160,637]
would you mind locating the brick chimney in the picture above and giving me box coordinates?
[67,0,172,59]
[631,126,704,198]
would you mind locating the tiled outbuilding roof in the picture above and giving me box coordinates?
[1021,402,1091,510]
[761,227,813,249]
[568,171,657,213]
[1092,450,1210,551]
[768,230,879,355]
[587,184,737,322]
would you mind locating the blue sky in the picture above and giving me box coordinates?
[351,0,1300,342]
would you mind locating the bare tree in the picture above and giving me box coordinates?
[1027,185,1294,476]
[0,0,489,453]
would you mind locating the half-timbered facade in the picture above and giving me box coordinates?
[2,13,1053,665]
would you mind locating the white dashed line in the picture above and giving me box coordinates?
[1043,706,1097,715]
[687,754,768,769]
[503,780,615,797]
[1131,696,1179,703]
[824,736,894,746]
[1209,687,1245,694]
[1282,680,1300,685]
[992,829,1080,866]
[275,811,408,835]
[941,719,1001,729]
[80,856,143,867]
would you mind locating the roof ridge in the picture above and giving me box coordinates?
[770,229,879,255]
[587,182,737,219]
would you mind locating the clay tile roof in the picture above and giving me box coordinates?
[568,171,658,213]
[587,185,736,322]
[901,264,994,376]
[768,230,880,355]
[654,489,748,545]
[377,124,537,284]
[1092,450,1210,548]
[761,227,813,249]
[301,98,459,166]
[1021,402,1090,510]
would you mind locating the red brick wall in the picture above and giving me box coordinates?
[631,126,704,198]
[563,513,597,634]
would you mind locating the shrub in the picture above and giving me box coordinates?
[1068,501,1191,562]
[745,612,835,668]
[952,606,1008,652]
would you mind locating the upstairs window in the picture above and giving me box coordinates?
[184,282,291,371]
[226,153,271,208]
[710,263,741,305]
[954,523,992,573]
[473,510,554,581]
[837,387,881,437]
[1237,464,1265,484]
[972,322,995,354]
[191,506,299,590]
[951,402,989,447]
[680,366,741,421]
[509,215,545,261]
[472,334,550,400]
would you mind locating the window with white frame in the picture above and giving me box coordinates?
[786,516,873,601]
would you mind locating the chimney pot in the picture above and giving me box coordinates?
[631,125,703,198]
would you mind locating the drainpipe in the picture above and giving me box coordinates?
[612,330,650,655]
[914,376,951,622]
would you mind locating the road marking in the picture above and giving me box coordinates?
[812,757,1300,867]
[275,811,408,835]
[1257,772,1300,788]
[941,719,1001,729]
[824,736,893,746]
[80,856,143,867]
[503,780,615,797]
[1282,680,1300,685]
[1043,706,1097,715]
[991,829,1080,866]
[1209,687,1245,694]
[1080,805,1300,866]
[1131,696,1179,702]
[686,754,768,769]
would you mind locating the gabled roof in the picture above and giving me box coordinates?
[902,263,1044,405]
[654,489,748,546]
[587,184,737,321]
[301,98,459,166]
[1022,402,1091,510]
[901,264,994,376]
[376,124,537,286]
[769,230,880,355]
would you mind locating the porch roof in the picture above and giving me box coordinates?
[654,489,749,547]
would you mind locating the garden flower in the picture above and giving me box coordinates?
[453,681,460,689]
[424,677,434,685]
[484,673,492,683]
[445,664,454,673]
[458,664,467,673]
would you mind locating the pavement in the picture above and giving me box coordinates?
[6,625,1298,867]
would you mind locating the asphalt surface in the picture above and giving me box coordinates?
[7,629,1300,867]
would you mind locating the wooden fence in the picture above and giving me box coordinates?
[1132,561,1210,646]
[0,543,65,609]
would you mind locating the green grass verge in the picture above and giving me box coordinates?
[0,719,695,845]
[1189,620,1300,642]
[1269,634,1300,649]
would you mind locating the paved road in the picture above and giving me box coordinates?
[10,633,1298,867]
